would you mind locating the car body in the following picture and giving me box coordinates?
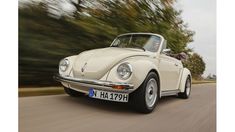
[54,33,192,113]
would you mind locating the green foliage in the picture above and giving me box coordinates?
[87,0,194,53]
[183,53,206,79]
[19,0,195,86]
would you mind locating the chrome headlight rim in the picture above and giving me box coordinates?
[59,59,69,72]
[117,62,133,80]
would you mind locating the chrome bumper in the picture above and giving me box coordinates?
[53,74,134,93]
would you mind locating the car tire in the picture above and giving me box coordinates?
[129,72,159,113]
[64,87,84,97]
[178,76,191,99]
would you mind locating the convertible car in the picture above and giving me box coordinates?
[54,33,191,113]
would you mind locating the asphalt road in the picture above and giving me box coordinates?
[19,83,216,132]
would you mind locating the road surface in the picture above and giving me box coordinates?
[19,83,216,132]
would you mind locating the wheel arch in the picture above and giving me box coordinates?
[148,69,161,95]
[179,68,192,92]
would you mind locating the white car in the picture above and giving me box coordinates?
[54,33,192,113]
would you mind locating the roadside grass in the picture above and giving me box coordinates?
[19,87,64,97]
[19,80,216,97]
[192,79,216,84]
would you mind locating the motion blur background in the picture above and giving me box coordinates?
[19,0,211,87]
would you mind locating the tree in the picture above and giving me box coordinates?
[183,53,206,79]
[19,0,195,86]
[86,0,194,53]
[206,74,216,80]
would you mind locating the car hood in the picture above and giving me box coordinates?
[72,47,153,79]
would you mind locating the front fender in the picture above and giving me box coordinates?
[104,56,160,92]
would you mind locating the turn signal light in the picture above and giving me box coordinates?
[112,85,125,89]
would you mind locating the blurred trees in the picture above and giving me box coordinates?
[86,0,194,53]
[183,53,206,79]
[19,0,197,86]
[206,74,216,80]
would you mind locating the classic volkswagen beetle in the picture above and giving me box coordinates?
[54,33,191,113]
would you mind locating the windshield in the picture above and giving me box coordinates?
[111,34,161,52]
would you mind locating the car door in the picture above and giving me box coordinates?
[158,54,183,91]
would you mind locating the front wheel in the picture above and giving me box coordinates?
[178,76,191,99]
[129,72,159,113]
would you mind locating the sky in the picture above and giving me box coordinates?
[175,0,216,77]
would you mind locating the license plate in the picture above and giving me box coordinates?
[88,88,129,102]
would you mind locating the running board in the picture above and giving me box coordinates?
[161,90,180,97]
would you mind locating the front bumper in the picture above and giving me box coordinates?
[53,74,135,93]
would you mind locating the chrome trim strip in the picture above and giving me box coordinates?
[161,90,180,97]
[53,74,134,92]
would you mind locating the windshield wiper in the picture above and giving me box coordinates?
[111,45,145,51]
[110,45,118,47]
[133,46,146,51]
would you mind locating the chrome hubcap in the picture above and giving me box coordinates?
[186,79,191,96]
[145,78,157,108]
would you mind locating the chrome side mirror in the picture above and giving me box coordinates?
[162,48,171,54]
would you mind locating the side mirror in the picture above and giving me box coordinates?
[162,48,171,54]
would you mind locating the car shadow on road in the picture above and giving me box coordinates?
[58,94,179,114]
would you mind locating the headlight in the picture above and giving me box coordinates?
[59,59,69,72]
[117,63,132,80]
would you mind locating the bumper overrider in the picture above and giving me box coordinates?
[53,74,135,93]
